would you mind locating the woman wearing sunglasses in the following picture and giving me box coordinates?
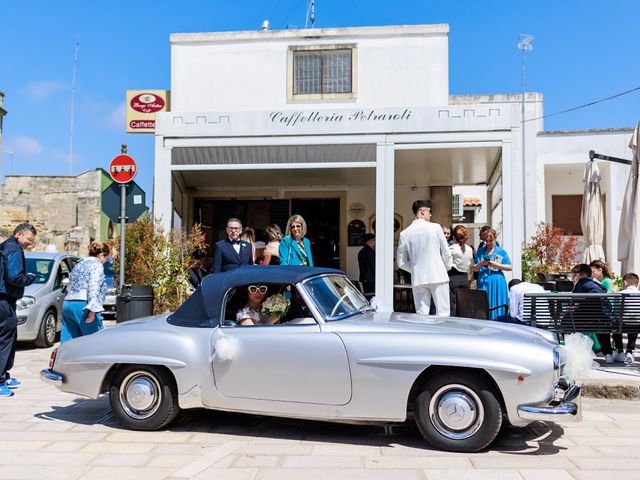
[279,214,314,267]
[236,285,278,326]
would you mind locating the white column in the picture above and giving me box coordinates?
[501,138,521,279]
[153,135,172,232]
[375,140,395,311]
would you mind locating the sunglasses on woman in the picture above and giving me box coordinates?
[248,285,268,294]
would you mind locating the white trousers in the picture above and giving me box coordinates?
[413,282,450,316]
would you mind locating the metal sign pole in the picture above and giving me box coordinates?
[119,144,128,289]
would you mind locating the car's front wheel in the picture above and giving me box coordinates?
[415,371,502,452]
[35,309,57,348]
[109,365,179,430]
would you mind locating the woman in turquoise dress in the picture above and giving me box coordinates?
[279,215,314,267]
[473,228,512,320]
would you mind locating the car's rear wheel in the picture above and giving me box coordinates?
[415,371,502,452]
[109,365,179,430]
[35,309,57,348]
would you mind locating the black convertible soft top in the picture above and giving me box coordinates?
[168,265,342,327]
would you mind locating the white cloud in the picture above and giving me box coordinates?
[12,135,44,156]
[25,80,67,101]
[105,102,126,129]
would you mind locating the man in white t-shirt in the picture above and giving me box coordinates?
[508,279,545,323]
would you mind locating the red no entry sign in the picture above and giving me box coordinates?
[109,154,137,183]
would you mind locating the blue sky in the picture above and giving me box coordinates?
[1,0,638,197]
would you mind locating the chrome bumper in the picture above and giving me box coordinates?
[40,369,63,387]
[517,382,582,423]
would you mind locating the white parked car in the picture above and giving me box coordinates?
[17,252,79,347]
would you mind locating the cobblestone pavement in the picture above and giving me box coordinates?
[2,343,640,480]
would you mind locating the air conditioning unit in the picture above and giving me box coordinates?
[452,194,463,217]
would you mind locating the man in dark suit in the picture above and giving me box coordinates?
[212,218,254,273]
[358,233,376,296]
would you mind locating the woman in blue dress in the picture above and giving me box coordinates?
[279,215,314,266]
[473,228,511,319]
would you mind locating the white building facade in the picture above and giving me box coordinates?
[153,24,633,309]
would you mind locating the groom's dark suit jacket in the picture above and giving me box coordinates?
[212,238,254,273]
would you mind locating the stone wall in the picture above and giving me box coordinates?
[0,169,103,255]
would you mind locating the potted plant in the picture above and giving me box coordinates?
[113,218,205,318]
[522,222,579,283]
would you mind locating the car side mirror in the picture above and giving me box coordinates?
[61,277,69,292]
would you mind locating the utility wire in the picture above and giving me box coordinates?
[524,85,640,123]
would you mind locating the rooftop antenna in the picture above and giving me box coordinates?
[69,40,79,176]
[305,0,315,28]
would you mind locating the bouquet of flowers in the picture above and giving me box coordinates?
[262,294,291,319]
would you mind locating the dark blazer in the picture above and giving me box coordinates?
[279,236,314,266]
[0,236,35,301]
[212,238,254,273]
[358,244,375,293]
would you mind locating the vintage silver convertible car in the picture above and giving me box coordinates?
[42,266,581,452]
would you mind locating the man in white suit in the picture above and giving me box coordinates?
[396,200,453,316]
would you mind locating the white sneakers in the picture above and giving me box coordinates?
[605,351,635,364]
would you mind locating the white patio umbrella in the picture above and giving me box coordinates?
[618,122,640,275]
[581,160,605,263]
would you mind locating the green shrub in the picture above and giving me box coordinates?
[114,218,205,314]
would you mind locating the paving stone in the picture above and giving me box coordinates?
[518,471,574,480]
[426,470,522,480]
[79,466,175,480]
[0,440,51,452]
[570,457,640,470]
[0,452,97,466]
[235,444,313,455]
[256,469,426,480]
[105,431,195,443]
[569,471,640,480]
[90,453,153,467]
[366,456,473,469]
[471,456,576,470]
[0,465,88,480]
[311,444,382,456]
[81,441,156,454]
[282,455,365,468]
[188,467,259,480]
[43,441,86,452]
[232,454,280,467]
[147,454,202,468]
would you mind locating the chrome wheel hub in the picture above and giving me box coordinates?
[119,371,162,420]
[428,384,484,440]
[45,314,56,342]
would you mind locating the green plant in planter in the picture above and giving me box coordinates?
[523,222,579,281]
[114,218,205,314]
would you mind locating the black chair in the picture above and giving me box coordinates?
[455,288,509,320]
[536,281,555,292]
[555,280,574,292]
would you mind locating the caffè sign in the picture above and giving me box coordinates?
[270,108,413,128]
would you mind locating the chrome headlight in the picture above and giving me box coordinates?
[17,296,37,310]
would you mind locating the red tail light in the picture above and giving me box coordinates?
[49,349,57,369]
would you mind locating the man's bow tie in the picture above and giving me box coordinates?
[230,239,241,245]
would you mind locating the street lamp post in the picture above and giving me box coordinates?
[518,34,534,240]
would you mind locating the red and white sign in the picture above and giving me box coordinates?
[130,93,165,114]
[109,154,137,184]
[126,90,170,134]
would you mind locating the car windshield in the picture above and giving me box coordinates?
[26,258,54,284]
[303,275,370,321]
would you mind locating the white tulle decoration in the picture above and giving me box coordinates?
[563,333,597,381]
[211,336,239,363]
